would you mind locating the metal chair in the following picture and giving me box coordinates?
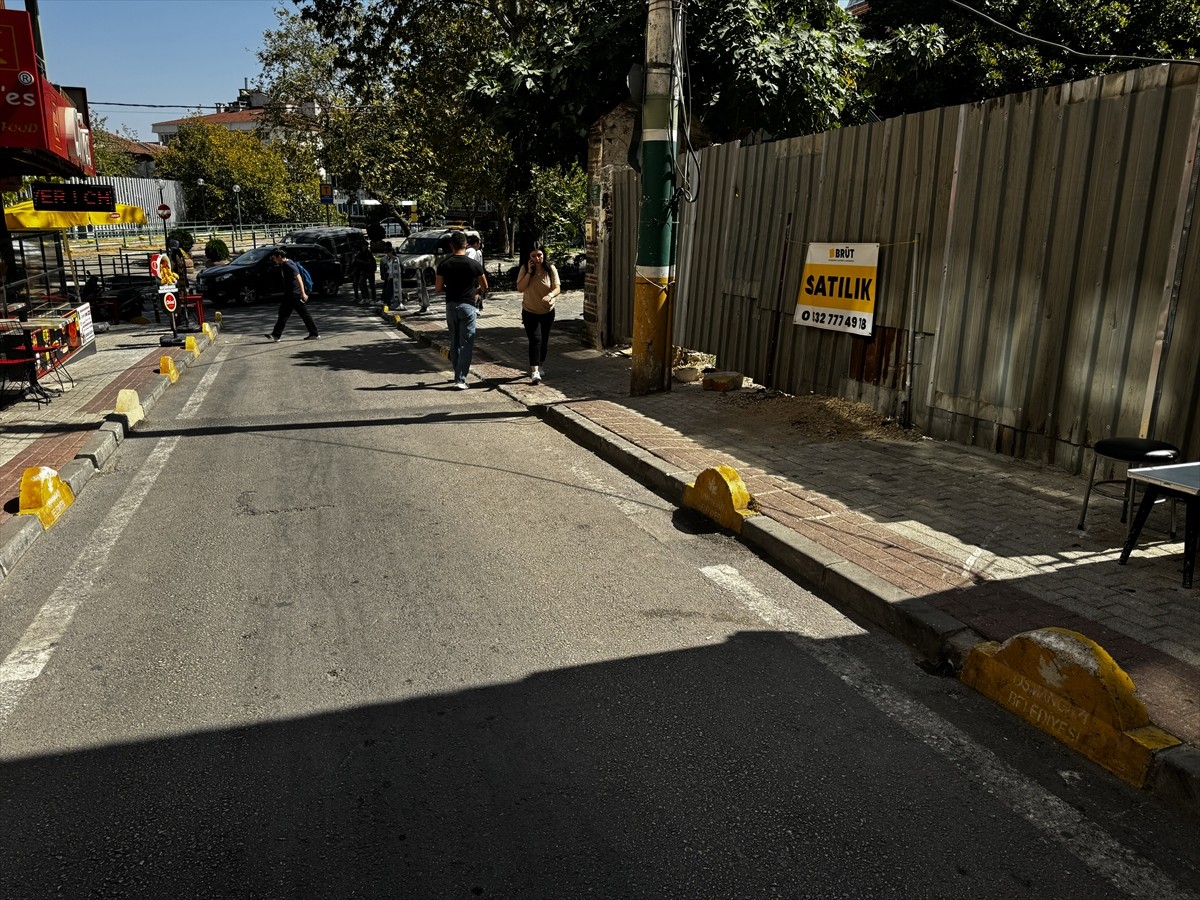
[1078,437,1179,533]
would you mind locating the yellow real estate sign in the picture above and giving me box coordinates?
[794,243,879,336]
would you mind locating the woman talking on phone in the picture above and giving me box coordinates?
[515,244,560,384]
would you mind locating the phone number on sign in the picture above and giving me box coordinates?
[799,310,870,330]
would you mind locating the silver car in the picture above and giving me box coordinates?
[395,228,480,291]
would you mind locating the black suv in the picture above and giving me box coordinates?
[195,243,343,306]
[282,226,369,274]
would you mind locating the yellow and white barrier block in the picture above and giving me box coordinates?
[18,465,74,529]
[683,465,758,533]
[961,627,1180,786]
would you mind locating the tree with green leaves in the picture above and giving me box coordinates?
[862,0,1200,119]
[155,120,302,224]
[90,116,139,177]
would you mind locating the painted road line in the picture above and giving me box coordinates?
[178,344,232,419]
[0,436,180,730]
[699,563,1199,900]
[0,344,231,732]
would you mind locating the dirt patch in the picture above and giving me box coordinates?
[718,388,924,443]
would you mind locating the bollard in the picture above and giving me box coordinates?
[18,465,74,529]
[160,355,179,383]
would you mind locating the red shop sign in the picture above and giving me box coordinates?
[0,9,43,151]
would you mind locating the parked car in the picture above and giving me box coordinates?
[281,225,369,274]
[395,227,481,291]
[195,243,342,306]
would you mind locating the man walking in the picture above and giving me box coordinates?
[435,231,487,389]
[265,248,320,342]
[352,244,377,303]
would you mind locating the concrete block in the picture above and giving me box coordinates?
[59,458,97,496]
[76,429,118,468]
[702,371,744,392]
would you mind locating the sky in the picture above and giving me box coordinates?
[21,0,284,141]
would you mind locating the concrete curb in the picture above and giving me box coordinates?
[0,325,221,587]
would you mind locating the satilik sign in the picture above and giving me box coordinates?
[794,243,879,336]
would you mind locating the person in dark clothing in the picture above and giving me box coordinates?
[353,245,377,303]
[265,248,320,342]
[168,239,194,327]
[434,231,487,389]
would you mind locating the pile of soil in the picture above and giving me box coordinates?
[719,388,924,443]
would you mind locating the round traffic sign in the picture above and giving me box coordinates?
[163,292,177,312]
[157,203,171,220]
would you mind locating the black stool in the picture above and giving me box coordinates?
[1078,437,1179,532]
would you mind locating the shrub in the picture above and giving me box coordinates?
[167,228,196,251]
[204,237,229,263]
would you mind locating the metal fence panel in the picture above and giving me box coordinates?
[664,63,1200,470]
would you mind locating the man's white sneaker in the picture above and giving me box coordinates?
[531,371,542,384]
[454,381,468,390]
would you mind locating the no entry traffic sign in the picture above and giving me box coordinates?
[163,292,177,312]
[157,203,171,220]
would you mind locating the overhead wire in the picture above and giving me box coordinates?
[943,0,1200,67]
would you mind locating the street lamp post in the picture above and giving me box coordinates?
[232,184,242,252]
[197,178,208,225]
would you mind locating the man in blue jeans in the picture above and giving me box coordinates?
[434,231,488,389]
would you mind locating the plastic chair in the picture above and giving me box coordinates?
[1078,437,1179,533]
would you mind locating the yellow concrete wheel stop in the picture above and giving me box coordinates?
[214,311,223,327]
[18,465,74,529]
[160,355,179,383]
[184,335,199,358]
[961,627,1180,786]
[202,323,215,339]
[683,465,757,533]
[114,388,145,428]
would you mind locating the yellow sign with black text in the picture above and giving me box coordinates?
[794,243,879,335]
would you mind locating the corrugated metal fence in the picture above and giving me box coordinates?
[64,176,188,225]
[602,64,1200,470]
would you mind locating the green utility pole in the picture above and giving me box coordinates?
[630,0,677,396]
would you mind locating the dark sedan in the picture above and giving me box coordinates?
[195,243,343,306]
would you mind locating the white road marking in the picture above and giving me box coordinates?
[570,464,649,519]
[178,344,231,418]
[700,563,1198,900]
[0,345,230,732]
[0,437,179,729]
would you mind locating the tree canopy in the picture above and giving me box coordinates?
[90,116,139,178]
[156,121,310,224]
[863,0,1200,119]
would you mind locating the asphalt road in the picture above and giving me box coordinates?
[0,300,1197,899]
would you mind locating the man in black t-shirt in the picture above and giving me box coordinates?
[435,231,487,390]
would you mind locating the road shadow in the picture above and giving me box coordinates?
[0,631,1170,898]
